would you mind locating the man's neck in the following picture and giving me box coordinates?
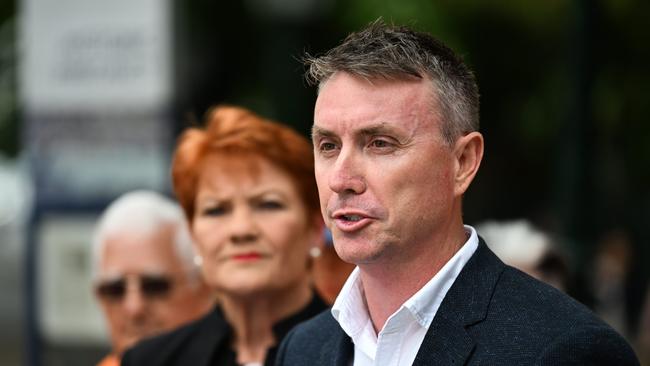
[359,225,468,333]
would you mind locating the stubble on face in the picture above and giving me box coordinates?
[313,72,457,270]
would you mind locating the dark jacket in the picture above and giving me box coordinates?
[122,295,327,366]
[276,240,639,365]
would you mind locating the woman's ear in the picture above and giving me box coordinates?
[309,214,326,257]
[453,131,484,197]
[188,221,204,266]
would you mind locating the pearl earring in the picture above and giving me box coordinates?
[309,247,322,258]
[193,255,203,267]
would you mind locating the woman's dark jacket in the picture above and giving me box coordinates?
[121,295,327,366]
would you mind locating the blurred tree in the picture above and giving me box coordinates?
[172,0,337,138]
[0,1,17,157]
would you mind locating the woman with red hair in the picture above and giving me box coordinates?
[122,105,327,366]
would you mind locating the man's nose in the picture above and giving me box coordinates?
[123,282,147,317]
[229,207,259,244]
[328,148,366,195]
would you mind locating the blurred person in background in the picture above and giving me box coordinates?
[636,284,650,364]
[475,219,570,292]
[122,105,328,365]
[589,227,648,348]
[592,230,631,336]
[92,190,215,366]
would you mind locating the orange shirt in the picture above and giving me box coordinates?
[97,354,120,366]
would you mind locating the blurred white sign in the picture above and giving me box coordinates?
[37,214,108,345]
[20,0,170,111]
[19,0,172,206]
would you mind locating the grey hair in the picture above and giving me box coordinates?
[304,19,479,144]
[475,219,550,268]
[91,190,199,283]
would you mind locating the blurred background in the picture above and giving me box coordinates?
[0,0,648,364]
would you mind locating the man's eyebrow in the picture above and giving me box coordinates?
[311,125,335,141]
[356,123,400,137]
[312,123,404,141]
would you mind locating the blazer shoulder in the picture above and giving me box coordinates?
[482,267,638,359]
[121,309,225,366]
[286,309,339,344]
[536,323,640,365]
[496,266,601,325]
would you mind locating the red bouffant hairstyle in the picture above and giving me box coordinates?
[171,105,319,223]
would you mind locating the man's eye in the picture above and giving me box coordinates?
[369,139,392,148]
[318,141,338,152]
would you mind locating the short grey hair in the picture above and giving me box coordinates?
[475,219,551,268]
[304,19,479,144]
[91,190,199,282]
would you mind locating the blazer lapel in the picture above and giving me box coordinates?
[319,321,353,366]
[412,311,475,365]
[413,239,505,365]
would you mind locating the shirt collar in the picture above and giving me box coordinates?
[331,266,368,339]
[402,225,479,328]
[332,225,479,336]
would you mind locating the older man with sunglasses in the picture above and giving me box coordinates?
[92,190,214,366]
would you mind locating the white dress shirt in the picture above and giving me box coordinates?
[331,225,479,366]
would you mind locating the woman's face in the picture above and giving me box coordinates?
[191,154,319,297]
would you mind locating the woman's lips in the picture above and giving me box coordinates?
[231,252,263,261]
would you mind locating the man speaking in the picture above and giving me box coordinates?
[276,20,638,365]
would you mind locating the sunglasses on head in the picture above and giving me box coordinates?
[95,275,173,301]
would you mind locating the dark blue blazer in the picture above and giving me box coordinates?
[276,240,639,365]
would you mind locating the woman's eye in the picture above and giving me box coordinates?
[258,200,285,210]
[203,206,226,216]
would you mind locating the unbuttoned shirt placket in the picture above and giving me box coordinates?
[373,308,426,365]
[333,226,480,366]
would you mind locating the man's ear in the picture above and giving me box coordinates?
[453,131,484,197]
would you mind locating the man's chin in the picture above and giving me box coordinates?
[334,243,383,265]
